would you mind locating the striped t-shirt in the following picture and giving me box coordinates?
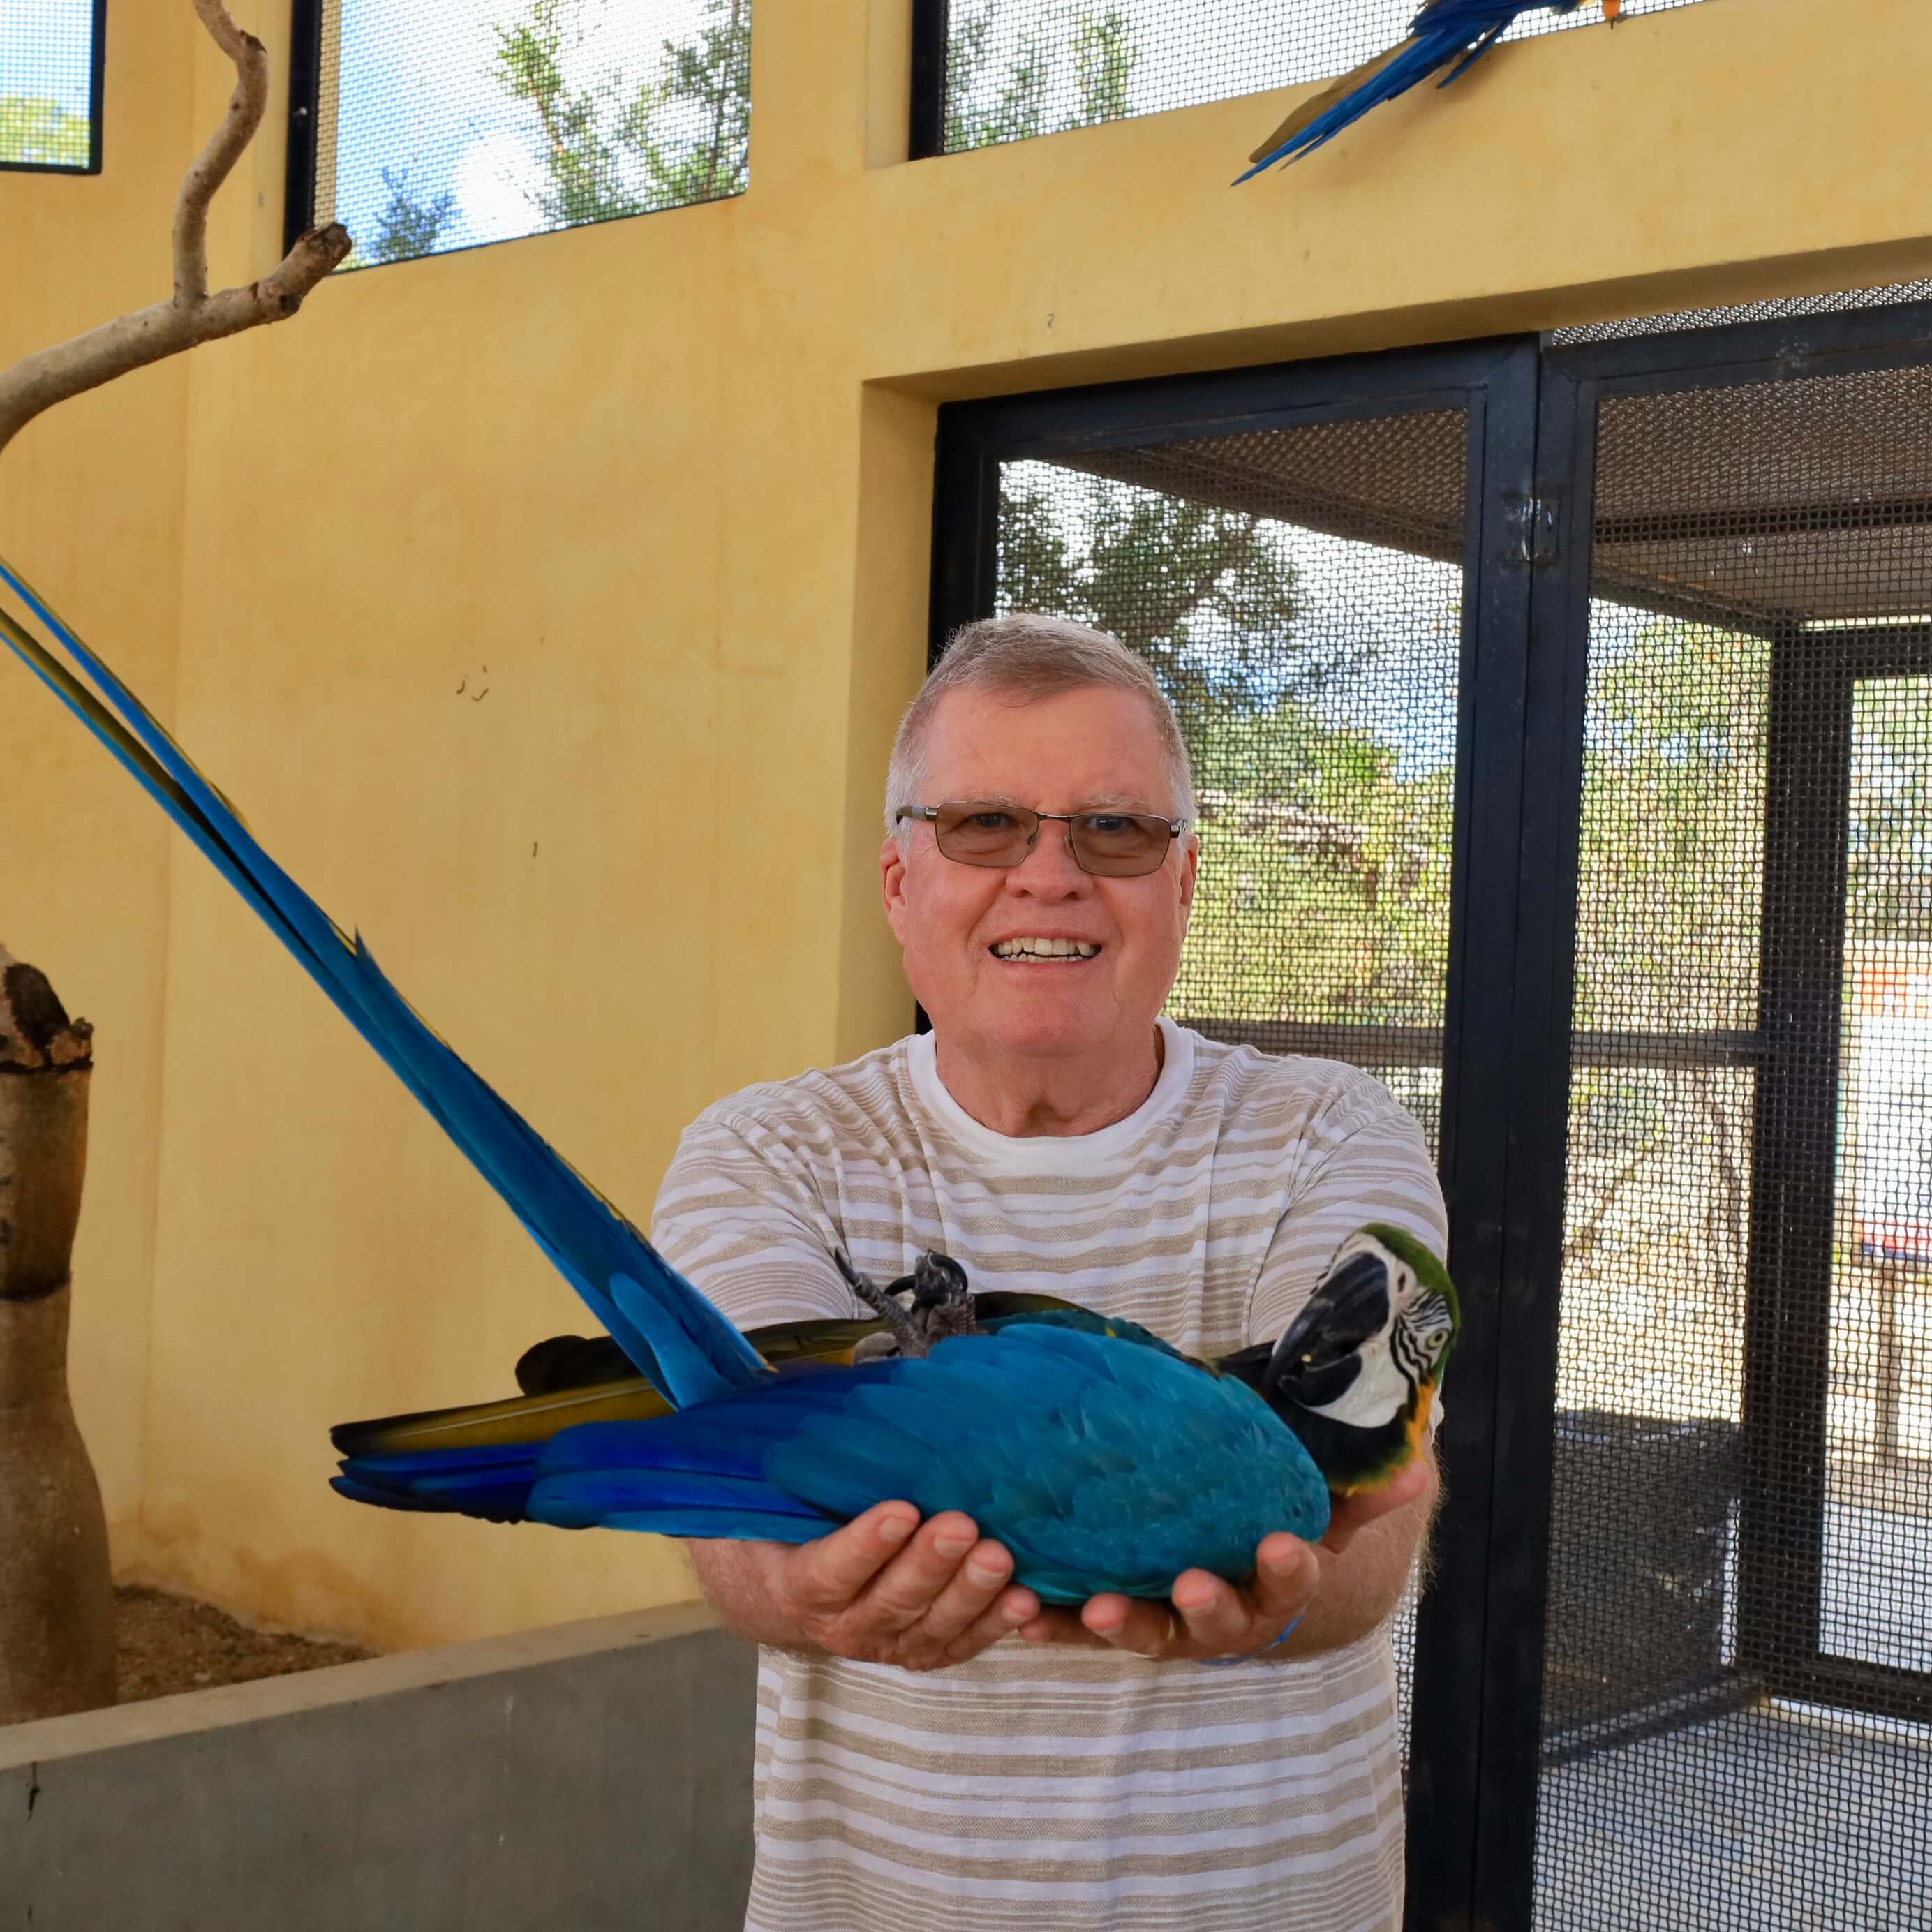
[650,1018,1448,1932]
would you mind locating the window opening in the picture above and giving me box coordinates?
[935,0,1707,154]
[301,0,749,270]
[0,0,103,173]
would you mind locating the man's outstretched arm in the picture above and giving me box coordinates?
[685,1502,1039,1672]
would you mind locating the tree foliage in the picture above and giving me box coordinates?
[491,0,750,231]
[946,3,1138,150]
[366,166,457,267]
[996,470,1448,1031]
[0,96,91,168]
[999,468,1376,782]
[1573,622,1767,1033]
[1849,675,1932,945]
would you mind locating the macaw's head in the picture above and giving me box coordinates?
[1258,1225,1459,1432]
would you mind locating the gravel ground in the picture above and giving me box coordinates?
[114,1585,371,1703]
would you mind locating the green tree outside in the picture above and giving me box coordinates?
[0,96,91,168]
[366,166,459,267]
[946,3,1138,151]
[492,0,750,230]
[995,466,1453,1035]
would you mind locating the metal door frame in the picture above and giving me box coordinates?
[928,302,1932,1929]
[1503,305,1932,1929]
[932,337,1548,1931]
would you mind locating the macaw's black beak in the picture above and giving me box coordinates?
[1261,1248,1391,1408]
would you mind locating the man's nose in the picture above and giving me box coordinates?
[1004,823,1092,894]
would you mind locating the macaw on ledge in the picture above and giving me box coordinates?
[1240,0,1622,179]
[0,557,1457,1605]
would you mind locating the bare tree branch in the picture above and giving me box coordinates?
[0,0,352,463]
[174,0,269,302]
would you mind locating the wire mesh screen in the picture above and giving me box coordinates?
[1534,365,1932,1928]
[1553,281,1932,346]
[0,0,98,170]
[941,0,1704,151]
[993,406,1468,1748]
[1831,689,1932,1674]
[312,0,749,270]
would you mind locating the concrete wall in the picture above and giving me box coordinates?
[0,1605,755,1931]
[3,0,1932,1649]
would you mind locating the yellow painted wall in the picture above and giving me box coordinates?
[3,0,1931,1649]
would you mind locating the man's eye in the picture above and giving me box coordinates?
[967,812,1018,831]
[1084,815,1134,835]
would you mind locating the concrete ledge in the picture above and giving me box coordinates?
[1,1604,756,1931]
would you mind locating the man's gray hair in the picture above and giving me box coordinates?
[884,614,1198,838]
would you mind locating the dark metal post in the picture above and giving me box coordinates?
[283,0,327,256]
[908,0,949,161]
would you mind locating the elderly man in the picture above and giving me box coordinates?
[651,614,1446,1931]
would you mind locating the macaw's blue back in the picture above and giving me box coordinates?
[512,1325,1332,1603]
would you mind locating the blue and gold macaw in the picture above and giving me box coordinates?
[0,558,1457,1603]
[1240,0,1621,178]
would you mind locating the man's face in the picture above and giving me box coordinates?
[882,683,1198,1065]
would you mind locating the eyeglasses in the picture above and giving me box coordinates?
[896,801,1189,878]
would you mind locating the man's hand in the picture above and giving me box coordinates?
[685,1502,1039,1672]
[1016,1457,1435,1663]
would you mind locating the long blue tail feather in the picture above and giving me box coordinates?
[0,554,768,1409]
[1237,3,1586,179]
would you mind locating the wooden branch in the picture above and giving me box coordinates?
[0,0,351,464]
[174,0,271,303]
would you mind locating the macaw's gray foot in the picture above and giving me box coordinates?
[907,1251,975,1346]
[835,1250,931,1357]
[834,1249,977,1359]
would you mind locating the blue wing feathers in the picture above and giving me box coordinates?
[1238,3,1584,179]
[0,555,766,1410]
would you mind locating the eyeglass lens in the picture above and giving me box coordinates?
[930,803,1173,877]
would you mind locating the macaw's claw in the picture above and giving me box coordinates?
[907,1251,976,1344]
[835,1248,979,1357]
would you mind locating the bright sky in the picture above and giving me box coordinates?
[330,0,713,253]
[320,0,1711,260]
[0,0,94,114]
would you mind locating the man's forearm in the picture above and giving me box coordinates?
[1281,1455,1440,1657]
[685,1536,827,1653]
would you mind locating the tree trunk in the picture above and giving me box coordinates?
[0,949,114,1723]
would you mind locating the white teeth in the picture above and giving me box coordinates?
[992,937,1100,960]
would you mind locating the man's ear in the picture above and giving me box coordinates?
[1177,834,1200,919]
[881,834,909,935]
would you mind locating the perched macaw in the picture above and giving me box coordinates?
[0,558,1458,1603]
[1240,0,1621,179]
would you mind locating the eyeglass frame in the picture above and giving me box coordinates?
[893,801,1192,877]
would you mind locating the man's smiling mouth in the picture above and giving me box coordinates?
[990,937,1101,961]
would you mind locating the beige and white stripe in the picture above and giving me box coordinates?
[651,1018,1446,1931]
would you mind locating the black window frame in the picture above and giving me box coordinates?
[0,0,108,178]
